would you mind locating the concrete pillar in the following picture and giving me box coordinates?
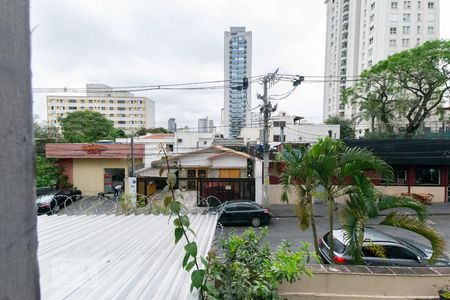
[0,1,40,298]
[254,160,263,204]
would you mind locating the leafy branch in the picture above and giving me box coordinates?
[158,144,207,295]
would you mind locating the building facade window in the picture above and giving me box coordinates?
[427,26,434,34]
[417,26,422,34]
[389,39,397,47]
[403,13,411,22]
[402,38,410,47]
[415,167,440,185]
[391,1,398,9]
[390,27,397,34]
[403,26,410,34]
[428,2,434,9]
[403,1,411,9]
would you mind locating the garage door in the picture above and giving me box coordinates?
[219,169,240,178]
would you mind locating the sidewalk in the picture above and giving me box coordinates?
[270,201,450,218]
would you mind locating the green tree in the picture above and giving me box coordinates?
[59,110,122,142]
[340,189,446,264]
[308,138,392,263]
[344,40,450,136]
[324,116,356,139]
[135,127,172,136]
[278,147,321,257]
[34,121,63,155]
[35,156,60,187]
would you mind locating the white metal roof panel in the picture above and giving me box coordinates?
[38,214,218,300]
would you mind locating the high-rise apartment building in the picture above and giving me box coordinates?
[168,118,177,132]
[323,0,440,119]
[223,26,252,138]
[47,84,155,134]
[198,117,209,133]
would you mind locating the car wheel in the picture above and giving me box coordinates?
[51,204,60,215]
[250,217,261,227]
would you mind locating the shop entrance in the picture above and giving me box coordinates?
[104,168,125,193]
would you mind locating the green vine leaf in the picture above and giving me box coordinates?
[185,260,196,271]
[182,252,190,268]
[173,218,182,227]
[175,228,183,244]
[191,269,206,291]
[159,167,166,177]
[170,201,181,214]
[167,173,177,189]
[180,215,190,227]
[164,196,172,208]
[185,242,198,257]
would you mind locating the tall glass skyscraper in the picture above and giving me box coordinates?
[223,27,252,138]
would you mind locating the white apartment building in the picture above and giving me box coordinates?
[323,0,440,120]
[240,113,340,145]
[223,27,252,138]
[47,84,155,134]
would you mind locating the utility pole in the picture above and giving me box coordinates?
[257,71,303,208]
[262,76,270,208]
[131,133,135,177]
[258,71,278,208]
[280,121,286,151]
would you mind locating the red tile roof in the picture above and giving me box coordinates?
[141,134,174,139]
[45,143,144,159]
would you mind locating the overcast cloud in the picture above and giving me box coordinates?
[31,0,450,128]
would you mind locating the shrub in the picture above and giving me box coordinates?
[205,228,314,299]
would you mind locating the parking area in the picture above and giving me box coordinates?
[220,215,450,254]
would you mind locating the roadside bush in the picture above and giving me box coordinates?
[205,228,314,299]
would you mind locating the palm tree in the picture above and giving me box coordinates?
[308,138,393,263]
[278,147,321,256]
[341,189,446,264]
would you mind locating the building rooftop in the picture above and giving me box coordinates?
[38,214,218,299]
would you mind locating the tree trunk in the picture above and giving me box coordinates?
[310,200,320,258]
[328,196,335,264]
[371,117,375,134]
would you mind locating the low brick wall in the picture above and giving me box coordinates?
[278,265,450,300]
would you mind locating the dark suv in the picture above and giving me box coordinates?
[319,227,450,267]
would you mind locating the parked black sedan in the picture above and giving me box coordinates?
[36,189,82,215]
[210,201,272,227]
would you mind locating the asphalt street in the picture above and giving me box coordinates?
[220,215,450,254]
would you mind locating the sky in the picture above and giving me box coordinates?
[30,0,450,129]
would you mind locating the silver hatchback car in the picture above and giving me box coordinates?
[319,227,450,267]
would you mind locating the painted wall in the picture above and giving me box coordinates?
[0,1,40,297]
[410,186,446,202]
[72,158,142,195]
[278,268,450,299]
[269,184,445,205]
[211,155,247,169]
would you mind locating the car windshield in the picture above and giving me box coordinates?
[323,232,346,254]
[36,194,54,204]
[213,202,226,212]
[398,239,426,257]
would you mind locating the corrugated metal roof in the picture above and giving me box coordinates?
[38,214,218,299]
